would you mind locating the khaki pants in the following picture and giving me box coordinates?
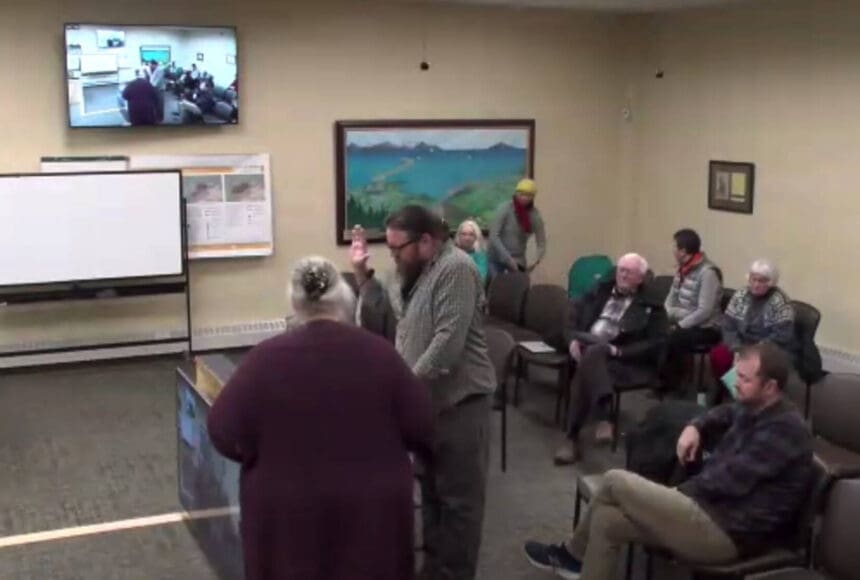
[420,395,490,580]
[568,469,738,580]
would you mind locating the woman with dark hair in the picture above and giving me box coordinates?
[208,256,434,580]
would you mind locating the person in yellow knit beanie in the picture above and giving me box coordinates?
[487,178,546,276]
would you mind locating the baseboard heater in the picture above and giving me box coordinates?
[0,319,288,369]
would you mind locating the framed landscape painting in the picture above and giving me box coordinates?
[335,119,535,244]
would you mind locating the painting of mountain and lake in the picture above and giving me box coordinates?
[335,120,535,244]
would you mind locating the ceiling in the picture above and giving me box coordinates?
[416,0,757,13]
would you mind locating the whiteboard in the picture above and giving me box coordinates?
[0,171,183,286]
[80,54,118,74]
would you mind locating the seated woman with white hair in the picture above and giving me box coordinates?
[709,258,798,385]
[208,256,434,580]
[455,219,489,282]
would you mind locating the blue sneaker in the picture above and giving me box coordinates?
[523,541,583,580]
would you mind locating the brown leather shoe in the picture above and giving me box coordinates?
[554,439,581,465]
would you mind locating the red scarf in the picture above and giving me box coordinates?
[678,252,704,282]
[512,196,533,234]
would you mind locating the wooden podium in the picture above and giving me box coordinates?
[194,354,238,403]
[177,356,244,579]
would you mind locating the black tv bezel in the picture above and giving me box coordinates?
[63,22,239,130]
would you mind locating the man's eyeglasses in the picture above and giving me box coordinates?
[388,239,417,256]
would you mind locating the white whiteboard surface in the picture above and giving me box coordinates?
[80,54,118,74]
[0,172,183,286]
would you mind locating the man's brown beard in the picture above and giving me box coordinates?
[399,259,427,301]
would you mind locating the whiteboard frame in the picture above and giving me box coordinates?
[0,169,186,288]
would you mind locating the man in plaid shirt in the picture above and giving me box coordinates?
[524,342,813,580]
[351,206,495,580]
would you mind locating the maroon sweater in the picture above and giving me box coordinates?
[121,78,159,126]
[208,320,434,580]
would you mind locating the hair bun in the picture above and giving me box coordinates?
[301,264,331,301]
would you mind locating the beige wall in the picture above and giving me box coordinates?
[6,0,856,356]
[625,0,860,353]
[0,0,630,348]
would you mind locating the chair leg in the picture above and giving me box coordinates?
[563,379,571,424]
[645,550,654,580]
[513,355,524,407]
[562,364,571,428]
[501,387,507,473]
[573,487,582,526]
[611,392,621,452]
[554,377,563,426]
[695,353,706,400]
[555,364,567,427]
[625,543,634,580]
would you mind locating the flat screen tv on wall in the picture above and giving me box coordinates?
[65,24,238,128]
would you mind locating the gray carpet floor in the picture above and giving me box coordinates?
[70,85,185,127]
[0,356,690,579]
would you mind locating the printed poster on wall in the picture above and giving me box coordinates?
[130,154,274,259]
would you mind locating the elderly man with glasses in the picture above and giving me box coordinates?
[554,253,668,465]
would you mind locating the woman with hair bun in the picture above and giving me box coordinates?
[208,256,434,580]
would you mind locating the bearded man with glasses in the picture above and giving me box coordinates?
[350,205,495,580]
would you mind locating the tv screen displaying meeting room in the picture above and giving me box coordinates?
[65,24,238,128]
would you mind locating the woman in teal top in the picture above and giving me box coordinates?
[455,219,488,282]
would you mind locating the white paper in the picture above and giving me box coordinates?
[518,341,556,354]
[130,154,274,260]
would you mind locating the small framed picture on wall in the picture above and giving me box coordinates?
[196,52,204,62]
[708,160,755,214]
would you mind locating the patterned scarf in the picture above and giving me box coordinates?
[512,196,533,234]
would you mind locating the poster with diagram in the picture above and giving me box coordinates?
[130,154,274,259]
